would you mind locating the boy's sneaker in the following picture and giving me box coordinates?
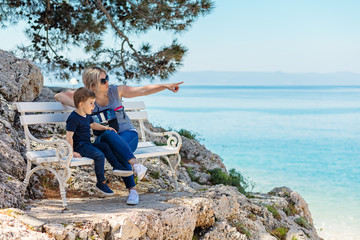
[133,163,147,181]
[113,169,133,177]
[96,182,114,197]
[126,189,139,205]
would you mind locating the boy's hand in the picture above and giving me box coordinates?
[73,152,82,158]
[105,126,117,132]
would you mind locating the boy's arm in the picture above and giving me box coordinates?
[90,122,117,132]
[65,131,82,158]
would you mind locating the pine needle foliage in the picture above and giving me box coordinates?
[0,0,213,82]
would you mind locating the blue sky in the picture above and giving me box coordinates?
[1,0,360,74]
[135,0,360,73]
[178,0,360,73]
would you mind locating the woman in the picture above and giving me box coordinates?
[55,66,183,205]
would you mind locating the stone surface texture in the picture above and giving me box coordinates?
[0,49,43,102]
[0,185,322,240]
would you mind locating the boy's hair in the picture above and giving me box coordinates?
[82,66,107,91]
[73,87,96,108]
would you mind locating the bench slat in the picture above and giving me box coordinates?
[123,101,145,111]
[26,150,57,160]
[20,113,70,125]
[137,141,156,148]
[26,144,177,165]
[70,157,95,167]
[16,102,74,113]
[27,142,157,161]
[135,146,178,159]
[15,101,145,113]
[20,111,148,125]
[27,150,94,166]
[126,111,148,120]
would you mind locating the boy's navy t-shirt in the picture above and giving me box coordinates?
[66,111,94,151]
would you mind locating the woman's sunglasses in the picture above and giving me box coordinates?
[100,75,109,85]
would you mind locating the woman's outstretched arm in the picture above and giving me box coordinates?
[118,82,184,98]
[54,91,76,107]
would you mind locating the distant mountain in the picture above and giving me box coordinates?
[167,71,360,86]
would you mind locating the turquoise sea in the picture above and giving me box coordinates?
[47,80,360,240]
[135,85,360,240]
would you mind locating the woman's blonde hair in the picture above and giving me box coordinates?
[82,66,107,91]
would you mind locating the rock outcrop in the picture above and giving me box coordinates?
[0,50,44,209]
[0,49,322,240]
[1,185,321,240]
[0,49,43,102]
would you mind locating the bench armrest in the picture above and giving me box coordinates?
[24,127,73,167]
[141,125,182,151]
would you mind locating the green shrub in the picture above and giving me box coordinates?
[246,194,256,199]
[186,167,201,184]
[266,205,282,220]
[247,213,257,221]
[149,171,160,179]
[270,227,289,240]
[234,222,251,237]
[59,129,66,135]
[154,141,167,146]
[178,129,199,141]
[283,201,297,216]
[208,168,228,186]
[208,168,253,194]
[294,217,310,229]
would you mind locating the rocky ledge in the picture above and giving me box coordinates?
[0,50,322,239]
[1,186,321,240]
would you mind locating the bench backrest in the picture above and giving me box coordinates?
[14,101,149,149]
[15,101,147,124]
[15,101,146,113]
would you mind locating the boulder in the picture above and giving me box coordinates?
[269,187,314,224]
[0,49,46,209]
[0,49,43,102]
[0,114,27,209]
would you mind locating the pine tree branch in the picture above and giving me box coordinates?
[120,39,128,73]
[45,0,60,59]
[95,0,142,63]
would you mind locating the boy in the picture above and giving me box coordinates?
[66,87,133,196]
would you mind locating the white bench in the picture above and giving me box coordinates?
[14,101,182,207]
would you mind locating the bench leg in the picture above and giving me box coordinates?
[24,163,69,208]
[59,185,67,208]
[174,153,181,191]
[174,153,181,173]
[24,164,44,187]
[46,167,69,208]
[24,159,32,186]
[162,155,180,191]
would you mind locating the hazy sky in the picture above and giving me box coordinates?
[177,0,360,73]
[1,0,360,74]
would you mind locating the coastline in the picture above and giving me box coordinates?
[132,84,360,240]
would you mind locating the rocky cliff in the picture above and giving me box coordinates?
[0,50,322,240]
